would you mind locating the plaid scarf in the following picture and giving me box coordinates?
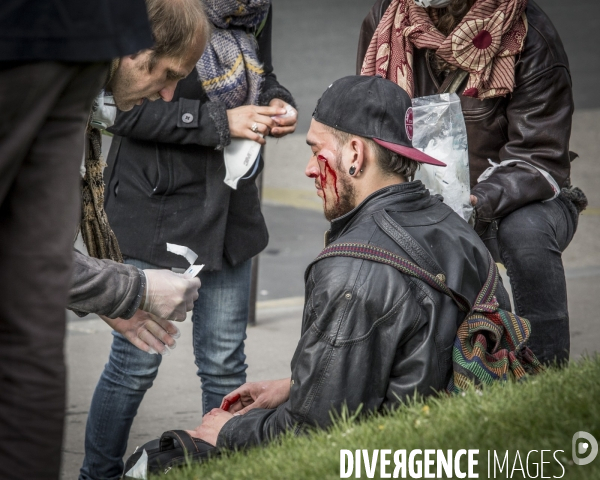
[197,0,270,108]
[361,0,528,99]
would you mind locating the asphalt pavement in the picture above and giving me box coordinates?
[62,1,600,477]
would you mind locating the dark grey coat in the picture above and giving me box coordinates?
[104,7,295,270]
[0,0,152,61]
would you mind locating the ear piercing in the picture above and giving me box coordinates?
[349,165,356,176]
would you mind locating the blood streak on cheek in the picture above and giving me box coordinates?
[317,155,340,204]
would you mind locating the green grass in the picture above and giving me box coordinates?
[156,357,600,479]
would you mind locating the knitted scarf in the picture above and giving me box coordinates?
[361,0,528,99]
[196,0,270,108]
[80,59,123,262]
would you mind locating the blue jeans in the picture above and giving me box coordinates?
[493,197,577,365]
[79,258,251,480]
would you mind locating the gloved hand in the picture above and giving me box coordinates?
[101,310,180,355]
[142,269,201,321]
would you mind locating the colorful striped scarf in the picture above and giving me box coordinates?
[197,0,270,108]
[361,0,528,99]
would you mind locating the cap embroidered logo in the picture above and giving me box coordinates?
[405,107,414,141]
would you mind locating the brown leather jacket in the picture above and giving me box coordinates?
[357,0,575,233]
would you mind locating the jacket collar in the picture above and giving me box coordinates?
[326,181,434,245]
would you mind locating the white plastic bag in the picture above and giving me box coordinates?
[412,93,472,222]
[124,449,148,479]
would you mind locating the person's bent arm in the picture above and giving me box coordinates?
[470,64,574,233]
[69,250,200,320]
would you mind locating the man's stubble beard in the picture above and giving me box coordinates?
[109,63,137,111]
[323,154,356,222]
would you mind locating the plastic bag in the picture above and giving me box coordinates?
[412,93,472,222]
[124,448,148,479]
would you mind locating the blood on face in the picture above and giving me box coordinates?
[317,154,339,204]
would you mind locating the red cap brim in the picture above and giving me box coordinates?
[373,138,446,167]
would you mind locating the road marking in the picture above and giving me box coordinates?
[257,296,304,310]
[582,207,600,216]
[262,187,322,211]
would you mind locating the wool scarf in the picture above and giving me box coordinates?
[197,0,271,108]
[361,0,528,99]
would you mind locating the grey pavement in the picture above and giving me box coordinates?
[62,1,600,478]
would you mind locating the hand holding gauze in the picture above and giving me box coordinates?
[142,269,201,321]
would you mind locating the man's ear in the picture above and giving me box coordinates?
[347,137,367,174]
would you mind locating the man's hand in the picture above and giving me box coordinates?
[220,378,291,415]
[101,310,179,355]
[186,409,233,446]
[226,105,286,145]
[470,195,478,206]
[142,269,200,321]
[269,98,297,138]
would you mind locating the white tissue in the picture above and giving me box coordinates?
[166,243,198,266]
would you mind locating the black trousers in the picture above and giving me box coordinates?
[484,196,577,365]
[0,61,107,479]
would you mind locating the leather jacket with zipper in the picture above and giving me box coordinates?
[217,181,510,450]
[357,0,576,234]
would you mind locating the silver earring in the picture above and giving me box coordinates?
[349,166,356,176]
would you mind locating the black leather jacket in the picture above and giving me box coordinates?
[217,182,510,450]
[357,0,575,234]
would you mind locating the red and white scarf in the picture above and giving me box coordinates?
[361,0,528,99]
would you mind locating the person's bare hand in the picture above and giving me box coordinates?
[470,195,478,206]
[186,409,233,446]
[269,98,297,138]
[220,378,291,415]
[226,105,286,145]
[101,310,179,355]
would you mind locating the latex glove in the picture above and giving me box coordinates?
[186,408,233,446]
[269,98,297,138]
[220,377,292,415]
[226,105,286,145]
[101,310,180,355]
[142,269,201,321]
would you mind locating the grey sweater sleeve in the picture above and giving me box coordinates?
[68,250,145,319]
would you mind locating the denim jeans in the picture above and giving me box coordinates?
[79,257,251,480]
[494,196,577,365]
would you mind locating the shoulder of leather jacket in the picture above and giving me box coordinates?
[515,1,571,87]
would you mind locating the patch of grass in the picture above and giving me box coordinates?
[156,357,600,479]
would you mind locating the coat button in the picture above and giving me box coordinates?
[182,113,194,123]
[344,293,352,299]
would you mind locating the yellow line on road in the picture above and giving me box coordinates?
[264,187,600,218]
[262,187,323,211]
[582,207,600,216]
[256,296,304,310]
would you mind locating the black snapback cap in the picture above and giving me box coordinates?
[312,75,446,167]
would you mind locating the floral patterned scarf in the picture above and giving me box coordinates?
[361,0,528,99]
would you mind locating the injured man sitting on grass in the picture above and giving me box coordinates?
[189,76,514,450]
